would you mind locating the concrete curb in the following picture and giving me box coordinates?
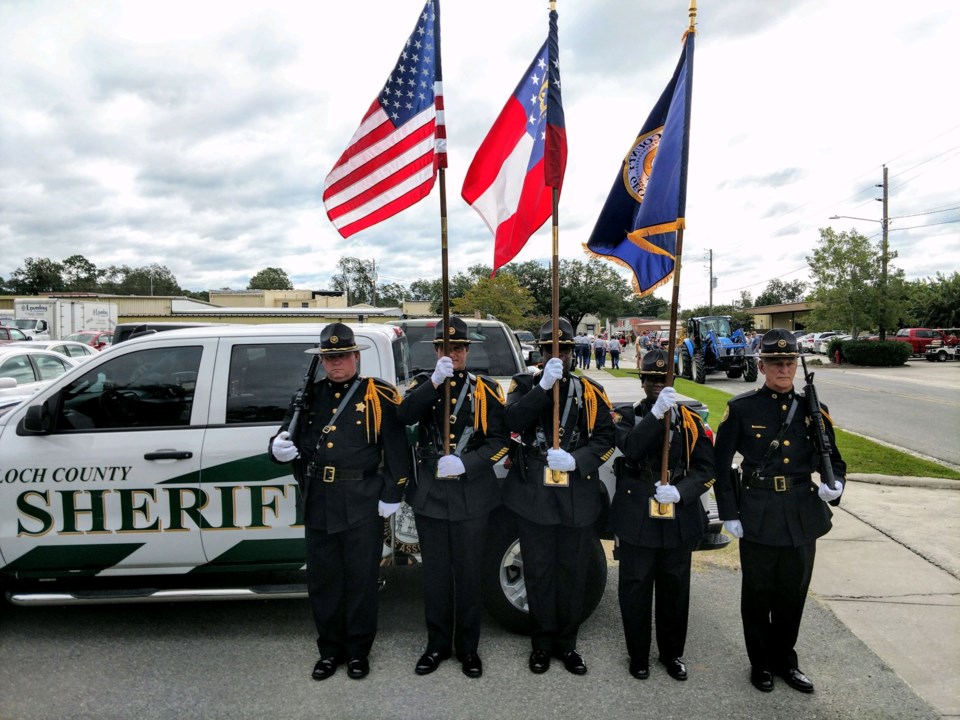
[846,473,960,490]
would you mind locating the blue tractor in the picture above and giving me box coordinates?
[675,315,757,384]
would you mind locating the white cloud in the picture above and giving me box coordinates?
[1,0,957,306]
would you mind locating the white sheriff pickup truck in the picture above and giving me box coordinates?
[0,321,725,633]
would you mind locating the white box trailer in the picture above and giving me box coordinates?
[12,299,118,340]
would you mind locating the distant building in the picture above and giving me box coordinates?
[744,301,815,331]
[207,289,347,309]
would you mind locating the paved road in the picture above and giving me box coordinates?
[0,560,940,720]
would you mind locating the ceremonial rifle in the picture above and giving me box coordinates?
[799,353,837,490]
[286,352,321,445]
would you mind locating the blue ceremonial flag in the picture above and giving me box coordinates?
[585,31,694,296]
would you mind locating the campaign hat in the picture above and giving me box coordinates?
[433,317,473,345]
[640,348,670,376]
[759,328,799,358]
[307,322,369,355]
[537,318,575,346]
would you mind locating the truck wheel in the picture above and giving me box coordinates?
[679,346,693,379]
[481,508,608,635]
[744,357,758,382]
[694,353,706,384]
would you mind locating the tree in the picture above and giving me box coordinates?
[100,263,181,295]
[377,282,408,308]
[681,303,753,330]
[7,257,65,294]
[331,257,375,305]
[806,228,884,337]
[62,255,101,291]
[557,258,630,330]
[622,293,669,319]
[248,267,293,290]
[903,272,960,328]
[451,274,533,328]
[754,278,807,307]
[501,260,552,317]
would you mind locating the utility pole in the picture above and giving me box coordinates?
[371,258,377,307]
[707,249,714,313]
[877,165,889,341]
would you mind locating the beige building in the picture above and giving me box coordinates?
[744,301,815,332]
[207,289,348,309]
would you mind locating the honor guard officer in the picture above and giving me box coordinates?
[713,328,845,694]
[503,318,616,676]
[612,349,716,682]
[268,323,411,682]
[397,317,509,679]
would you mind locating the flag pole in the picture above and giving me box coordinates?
[549,0,561,452]
[657,0,696,507]
[439,167,452,456]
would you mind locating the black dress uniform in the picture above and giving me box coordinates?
[612,350,716,678]
[503,319,615,669]
[713,328,846,691]
[269,324,410,673]
[397,319,509,675]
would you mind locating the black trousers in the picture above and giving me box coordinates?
[517,517,594,655]
[739,538,817,671]
[618,542,692,663]
[415,513,488,657]
[305,520,383,660]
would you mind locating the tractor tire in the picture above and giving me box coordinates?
[679,346,693,380]
[694,353,706,384]
[744,357,758,382]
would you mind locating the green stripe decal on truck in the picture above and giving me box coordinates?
[3,544,145,576]
[190,539,306,573]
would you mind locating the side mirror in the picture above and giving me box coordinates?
[22,402,52,434]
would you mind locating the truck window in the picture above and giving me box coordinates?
[225,343,314,424]
[391,336,411,391]
[58,346,203,430]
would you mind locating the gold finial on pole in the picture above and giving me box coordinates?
[688,0,697,32]
[550,1,557,11]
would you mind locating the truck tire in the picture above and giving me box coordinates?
[481,507,608,635]
[679,346,693,380]
[744,357,758,382]
[694,353,706,384]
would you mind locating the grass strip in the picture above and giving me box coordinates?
[603,368,960,480]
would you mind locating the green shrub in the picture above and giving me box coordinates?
[842,340,910,366]
[825,337,848,358]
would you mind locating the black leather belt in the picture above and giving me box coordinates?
[314,467,365,483]
[747,474,812,492]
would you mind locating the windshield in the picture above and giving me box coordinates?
[12,319,35,330]
[700,317,732,336]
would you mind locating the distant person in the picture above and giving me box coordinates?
[608,336,621,369]
[713,329,846,695]
[612,349,716,681]
[595,334,607,369]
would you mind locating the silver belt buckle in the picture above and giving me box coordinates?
[774,475,787,492]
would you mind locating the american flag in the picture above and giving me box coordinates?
[323,0,446,238]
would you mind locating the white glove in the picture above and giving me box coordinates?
[431,356,454,386]
[651,386,677,420]
[723,519,744,539]
[538,358,564,391]
[271,431,299,462]
[654,484,681,505]
[818,479,844,502]
[378,500,401,518]
[437,454,466,477]
[546,448,576,472]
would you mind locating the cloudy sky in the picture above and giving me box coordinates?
[2,0,958,309]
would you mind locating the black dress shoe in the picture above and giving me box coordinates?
[528,649,551,674]
[311,656,339,681]
[346,657,369,680]
[459,652,483,678]
[659,657,687,681]
[750,668,775,692]
[778,667,815,693]
[559,650,587,676]
[414,650,451,676]
[629,658,649,679]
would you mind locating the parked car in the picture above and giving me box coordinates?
[64,330,114,350]
[890,328,938,355]
[0,347,79,397]
[797,333,818,352]
[0,326,31,344]
[9,340,99,363]
[817,334,851,355]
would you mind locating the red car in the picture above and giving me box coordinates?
[0,326,30,344]
[64,330,113,350]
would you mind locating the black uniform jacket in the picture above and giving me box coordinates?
[503,372,616,528]
[397,370,509,521]
[611,401,716,549]
[713,384,846,547]
[269,374,410,534]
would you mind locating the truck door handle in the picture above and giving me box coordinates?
[144,450,194,461]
